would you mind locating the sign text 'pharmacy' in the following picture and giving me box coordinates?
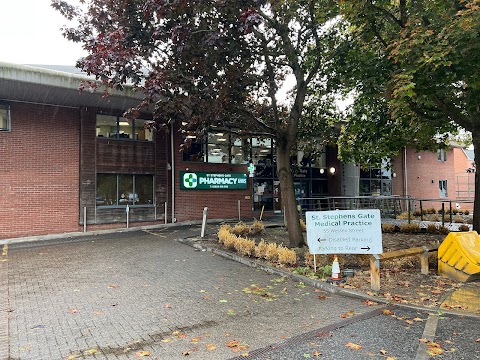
[181,172,248,190]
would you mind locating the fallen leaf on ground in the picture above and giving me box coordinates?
[382,309,394,316]
[135,350,151,357]
[227,309,236,316]
[84,349,98,355]
[164,304,172,309]
[318,295,327,300]
[379,349,387,355]
[312,350,322,356]
[108,284,119,288]
[226,340,240,348]
[426,342,444,356]
[340,310,355,318]
[346,342,362,350]
[205,343,217,351]
[363,300,378,306]
[68,309,79,314]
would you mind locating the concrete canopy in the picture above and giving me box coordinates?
[0,62,143,110]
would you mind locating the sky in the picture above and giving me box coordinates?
[1,0,85,65]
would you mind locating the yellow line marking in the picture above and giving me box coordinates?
[143,230,166,238]
[2,245,8,256]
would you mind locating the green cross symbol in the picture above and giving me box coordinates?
[184,173,198,188]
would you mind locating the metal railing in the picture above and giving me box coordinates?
[297,196,474,225]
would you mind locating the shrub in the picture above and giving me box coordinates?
[250,219,265,235]
[413,210,422,217]
[218,225,232,244]
[428,214,439,222]
[277,245,297,266]
[234,237,256,257]
[427,223,439,234]
[464,210,470,215]
[396,212,412,220]
[399,223,421,233]
[231,222,251,237]
[427,208,437,214]
[255,239,268,258]
[453,215,464,224]
[223,232,238,250]
[382,223,396,233]
[265,242,279,262]
[458,224,470,232]
[438,225,450,235]
[299,219,307,232]
[304,251,330,269]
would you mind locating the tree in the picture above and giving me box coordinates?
[52,0,339,247]
[334,0,480,229]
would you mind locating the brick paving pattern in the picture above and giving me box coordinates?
[4,228,370,360]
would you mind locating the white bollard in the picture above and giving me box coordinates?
[126,205,130,228]
[201,207,208,238]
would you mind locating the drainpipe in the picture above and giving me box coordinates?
[171,121,175,223]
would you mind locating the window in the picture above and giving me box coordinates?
[96,114,153,141]
[439,180,448,198]
[0,103,11,131]
[96,174,154,206]
[437,148,447,162]
[182,129,258,164]
[359,161,392,196]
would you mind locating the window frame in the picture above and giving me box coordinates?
[96,173,155,208]
[437,148,447,162]
[0,102,11,132]
[439,180,448,198]
[96,114,154,141]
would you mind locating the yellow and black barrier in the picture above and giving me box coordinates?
[438,231,480,282]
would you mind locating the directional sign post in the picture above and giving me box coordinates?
[306,210,383,255]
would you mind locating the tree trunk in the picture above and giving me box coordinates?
[276,144,304,248]
[472,130,480,232]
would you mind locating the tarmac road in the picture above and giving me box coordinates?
[1,225,479,360]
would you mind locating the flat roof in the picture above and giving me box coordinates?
[0,62,143,110]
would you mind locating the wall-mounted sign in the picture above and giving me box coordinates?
[306,210,383,254]
[181,172,248,190]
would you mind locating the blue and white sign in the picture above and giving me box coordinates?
[306,210,383,254]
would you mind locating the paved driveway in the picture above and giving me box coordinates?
[2,227,371,360]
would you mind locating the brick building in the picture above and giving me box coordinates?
[1,63,343,240]
[391,146,475,211]
[1,62,474,240]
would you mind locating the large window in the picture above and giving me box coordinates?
[0,103,11,131]
[96,174,154,206]
[360,162,392,196]
[183,129,253,164]
[96,115,153,141]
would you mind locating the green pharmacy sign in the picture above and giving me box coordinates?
[180,172,248,190]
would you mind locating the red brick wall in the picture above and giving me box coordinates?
[0,103,81,239]
[391,147,473,210]
[172,125,253,222]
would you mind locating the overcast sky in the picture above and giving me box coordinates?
[1,0,85,65]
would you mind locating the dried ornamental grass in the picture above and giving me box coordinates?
[265,242,279,262]
[458,224,470,232]
[223,233,238,250]
[299,219,307,232]
[277,245,297,266]
[218,225,232,244]
[255,239,268,259]
[234,237,256,257]
[250,219,265,235]
[381,223,396,233]
[399,223,421,233]
[427,223,439,234]
[231,222,251,237]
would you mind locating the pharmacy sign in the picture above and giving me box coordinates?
[180,172,248,190]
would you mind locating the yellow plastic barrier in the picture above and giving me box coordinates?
[438,231,480,282]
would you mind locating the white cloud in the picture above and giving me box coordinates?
[1,0,85,65]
